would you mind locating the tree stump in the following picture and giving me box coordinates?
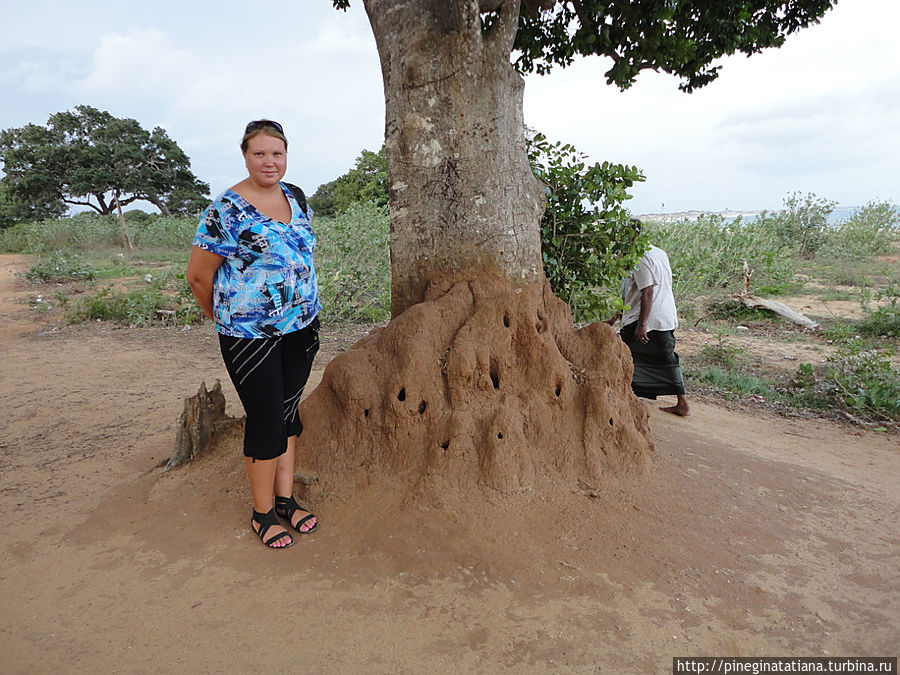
[165,380,230,472]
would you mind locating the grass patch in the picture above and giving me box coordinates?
[65,279,201,327]
[812,287,857,302]
[687,366,782,400]
[692,332,747,370]
[704,299,779,324]
[25,251,95,282]
[818,320,860,343]
[821,267,873,288]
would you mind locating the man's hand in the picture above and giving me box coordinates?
[637,285,654,343]
[635,323,649,343]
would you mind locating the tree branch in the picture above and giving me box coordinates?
[484,0,523,59]
[63,198,105,214]
[570,0,601,44]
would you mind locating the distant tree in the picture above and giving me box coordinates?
[0,178,65,229]
[0,124,68,228]
[310,146,388,216]
[308,179,338,217]
[0,106,209,232]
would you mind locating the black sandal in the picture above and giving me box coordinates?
[274,495,318,534]
[251,508,294,549]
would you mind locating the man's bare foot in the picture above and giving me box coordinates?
[661,395,690,416]
[661,404,690,416]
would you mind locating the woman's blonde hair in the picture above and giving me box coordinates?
[240,120,288,153]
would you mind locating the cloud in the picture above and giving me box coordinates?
[1,59,61,93]
[73,28,196,100]
[45,6,385,197]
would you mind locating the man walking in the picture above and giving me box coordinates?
[615,233,690,416]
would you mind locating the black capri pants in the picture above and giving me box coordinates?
[218,317,320,460]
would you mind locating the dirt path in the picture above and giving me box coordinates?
[1,255,897,673]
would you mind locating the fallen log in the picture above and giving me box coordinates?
[164,380,231,471]
[734,293,819,330]
[733,260,819,330]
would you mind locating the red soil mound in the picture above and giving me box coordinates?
[296,275,653,501]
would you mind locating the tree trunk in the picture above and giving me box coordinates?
[293,0,654,501]
[364,0,544,316]
[114,192,134,252]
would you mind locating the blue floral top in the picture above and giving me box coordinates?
[192,182,321,338]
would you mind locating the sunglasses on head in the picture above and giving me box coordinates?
[244,119,284,135]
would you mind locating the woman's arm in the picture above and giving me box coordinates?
[185,246,225,320]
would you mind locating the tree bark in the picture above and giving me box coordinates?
[363,0,544,316]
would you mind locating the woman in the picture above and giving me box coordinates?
[186,120,320,549]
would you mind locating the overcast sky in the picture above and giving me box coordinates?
[1,0,897,215]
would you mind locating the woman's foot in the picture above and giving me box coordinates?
[251,508,294,549]
[274,495,318,534]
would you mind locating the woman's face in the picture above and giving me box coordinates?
[243,133,287,187]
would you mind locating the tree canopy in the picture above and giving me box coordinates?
[0,105,209,225]
[335,0,836,91]
[512,0,836,91]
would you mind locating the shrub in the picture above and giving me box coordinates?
[130,216,197,249]
[25,251,95,282]
[792,340,900,421]
[858,282,900,338]
[820,201,900,259]
[759,192,836,259]
[314,201,391,322]
[0,222,30,253]
[647,213,797,301]
[0,212,123,253]
[31,212,123,251]
[529,132,646,322]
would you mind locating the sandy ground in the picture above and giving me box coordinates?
[1,254,898,673]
